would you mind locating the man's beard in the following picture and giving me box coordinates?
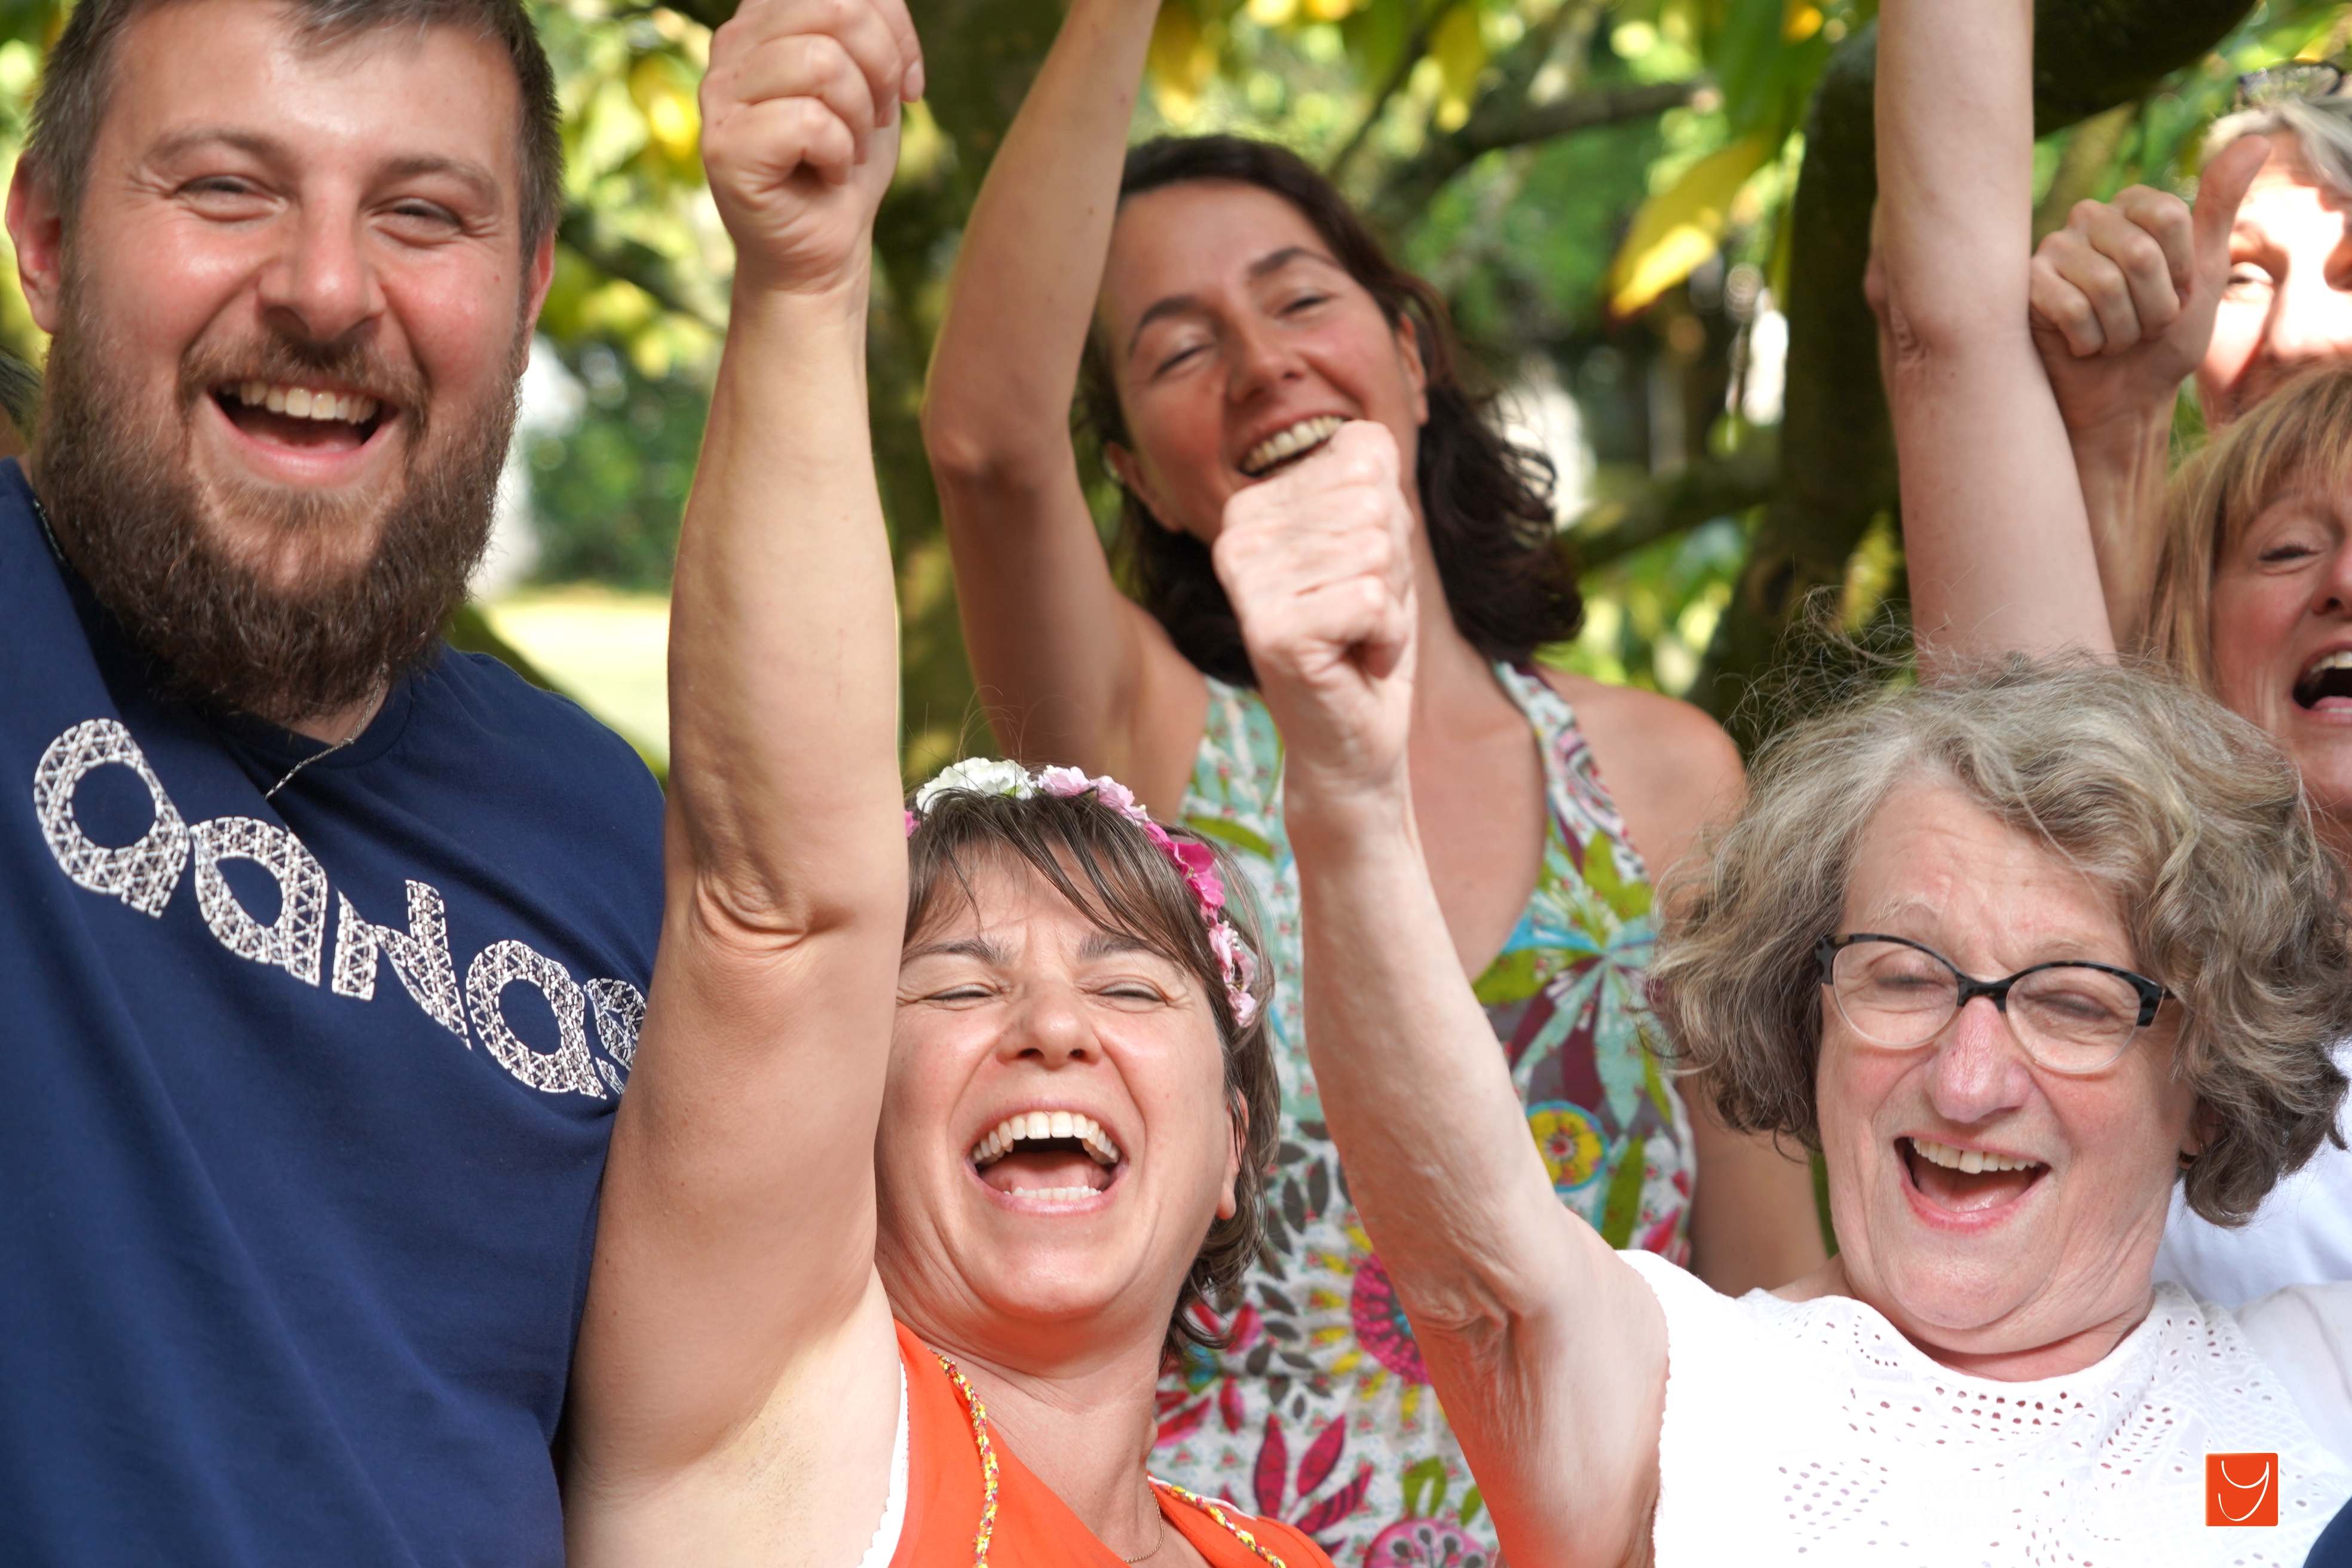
[32,288,525,730]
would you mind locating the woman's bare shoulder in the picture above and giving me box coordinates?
[1533,667,1740,818]
[1533,669,1744,877]
[1540,670,1740,770]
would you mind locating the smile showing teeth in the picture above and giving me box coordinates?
[1909,1137,2042,1175]
[2295,650,2352,710]
[1001,1185,1101,1203]
[225,381,383,427]
[969,1109,1122,1169]
[1239,415,1344,477]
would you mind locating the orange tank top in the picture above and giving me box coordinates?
[889,1322,1331,1567]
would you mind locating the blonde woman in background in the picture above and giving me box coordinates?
[2025,78,2352,644]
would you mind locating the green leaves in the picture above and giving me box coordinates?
[0,0,2301,765]
[1606,131,1774,316]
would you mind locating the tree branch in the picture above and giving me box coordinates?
[1690,0,2261,745]
[1566,441,1777,574]
[1471,80,1701,158]
[1370,79,1698,232]
[556,207,726,333]
[1328,0,1455,186]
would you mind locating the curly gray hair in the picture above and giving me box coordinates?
[1653,657,2352,1226]
[2207,93,2352,196]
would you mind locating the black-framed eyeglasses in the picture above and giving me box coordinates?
[1815,934,2170,1075]
[2237,61,2347,110]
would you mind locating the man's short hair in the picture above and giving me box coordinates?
[23,0,564,249]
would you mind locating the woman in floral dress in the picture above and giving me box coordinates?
[1153,666,1702,1565]
[920,2,1828,1557]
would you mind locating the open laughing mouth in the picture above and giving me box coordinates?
[2294,651,2352,714]
[212,378,393,456]
[968,1110,1126,1209]
[1236,415,1344,480]
[1898,1135,2047,1219]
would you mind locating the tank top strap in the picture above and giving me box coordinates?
[1490,661,1650,889]
[1188,677,1288,841]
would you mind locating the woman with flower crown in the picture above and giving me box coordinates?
[919,4,1824,1552]
[559,4,1328,1564]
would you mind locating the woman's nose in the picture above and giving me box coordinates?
[1922,995,2035,1124]
[2319,538,2352,613]
[997,983,1098,1067]
[1225,317,1304,402]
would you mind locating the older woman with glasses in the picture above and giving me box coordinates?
[1873,0,2352,1309]
[1813,935,2169,1074]
[1208,411,2352,1559]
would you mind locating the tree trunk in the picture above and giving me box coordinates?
[1690,0,2258,749]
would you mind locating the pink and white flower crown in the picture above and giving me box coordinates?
[905,759,1260,1027]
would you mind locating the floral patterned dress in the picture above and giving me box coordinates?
[1150,664,1696,1567]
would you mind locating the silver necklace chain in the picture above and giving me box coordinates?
[30,483,365,801]
[26,483,66,566]
[263,732,362,799]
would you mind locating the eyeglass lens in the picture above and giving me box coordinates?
[1827,939,2144,1069]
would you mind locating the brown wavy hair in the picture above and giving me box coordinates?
[902,783,1279,1361]
[1652,656,2352,1226]
[1076,135,1580,687]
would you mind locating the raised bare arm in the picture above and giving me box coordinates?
[567,0,918,1555]
[1221,424,1666,1568]
[1878,0,2110,663]
[920,0,1203,810]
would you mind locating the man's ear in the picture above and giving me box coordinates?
[8,162,70,336]
[1395,313,1429,427]
[522,228,556,328]
[1104,440,1183,535]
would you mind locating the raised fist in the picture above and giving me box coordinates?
[699,0,922,299]
[2027,134,2268,433]
[1214,421,1417,804]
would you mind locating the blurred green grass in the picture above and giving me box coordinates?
[479,587,671,767]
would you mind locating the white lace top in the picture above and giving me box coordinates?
[1622,1251,2352,1566]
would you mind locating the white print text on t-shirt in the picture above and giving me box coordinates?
[33,716,640,1099]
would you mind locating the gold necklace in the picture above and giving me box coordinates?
[932,1352,1290,1568]
[1121,1517,1169,1563]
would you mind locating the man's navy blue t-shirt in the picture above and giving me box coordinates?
[0,460,666,1566]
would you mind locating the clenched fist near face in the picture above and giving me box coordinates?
[1214,420,1418,808]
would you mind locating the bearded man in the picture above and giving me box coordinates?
[0,1,664,1563]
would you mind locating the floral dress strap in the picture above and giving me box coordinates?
[1192,677,1285,827]
[1489,661,1650,887]
[1156,664,1694,1568]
